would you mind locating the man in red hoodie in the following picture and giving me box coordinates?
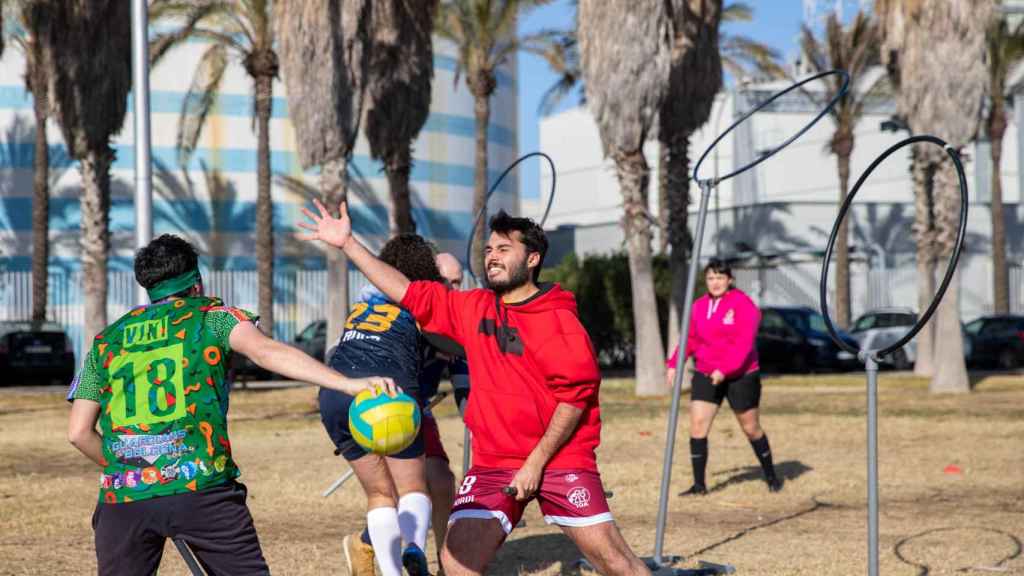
[298,201,649,576]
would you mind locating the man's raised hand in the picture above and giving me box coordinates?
[296,199,352,250]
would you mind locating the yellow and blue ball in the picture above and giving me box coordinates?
[348,390,421,455]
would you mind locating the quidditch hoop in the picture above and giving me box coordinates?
[693,69,850,185]
[819,134,969,359]
[464,151,557,280]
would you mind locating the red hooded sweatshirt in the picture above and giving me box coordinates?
[401,281,601,470]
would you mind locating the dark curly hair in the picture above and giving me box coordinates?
[134,234,200,293]
[379,234,443,282]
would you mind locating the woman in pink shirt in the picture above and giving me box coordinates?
[666,259,781,495]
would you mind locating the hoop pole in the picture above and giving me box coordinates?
[653,179,714,564]
[866,355,879,576]
[173,538,205,576]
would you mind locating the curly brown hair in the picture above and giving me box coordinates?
[379,234,443,282]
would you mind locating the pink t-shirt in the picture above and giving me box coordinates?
[666,288,760,379]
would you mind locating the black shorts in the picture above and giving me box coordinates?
[92,481,268,576]
[318,387,424,461]
[691,370,762,412]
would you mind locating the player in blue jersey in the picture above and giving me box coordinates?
[319,234,442,576]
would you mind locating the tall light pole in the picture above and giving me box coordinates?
[131,0,153,304]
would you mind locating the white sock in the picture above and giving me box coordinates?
[366,506,403,576]
[397,491,432,550]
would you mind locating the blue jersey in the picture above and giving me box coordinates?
[328,288,424,403]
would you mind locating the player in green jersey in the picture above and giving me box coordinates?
[67,234,396,575]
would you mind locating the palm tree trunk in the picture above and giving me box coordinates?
[665,134,692,364]
[911,151,937,377]
[835,149,852,329]
[79,148,112,350]
[386,144,416,236]
[614,149,667,396]
[929,160,968,393]
[470,72,495,281]
[255,73,275,337]
[322,158,349,361]
[657,143,670,256]
[989,101,1009,314]
[30,60,49,324]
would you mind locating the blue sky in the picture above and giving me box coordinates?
[516,1,810,200]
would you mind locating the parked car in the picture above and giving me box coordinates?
[0,321,76,385]
[294,319,328,361]
[850,307,918,370]
[964,315,1024,370]
[851,307,974,370]
[757,306,860,373]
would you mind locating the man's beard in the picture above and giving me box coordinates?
[486,259,531,294]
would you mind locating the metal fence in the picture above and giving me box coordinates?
[0,268,376,363]
[2,262,1016,364]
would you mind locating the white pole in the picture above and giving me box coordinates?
[131,0,153,304]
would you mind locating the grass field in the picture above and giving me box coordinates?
[1,373,1022,575]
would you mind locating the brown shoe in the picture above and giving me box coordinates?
[343,532,376,576]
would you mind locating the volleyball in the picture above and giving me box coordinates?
[348,390,421,455]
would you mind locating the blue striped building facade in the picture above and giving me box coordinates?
[0,34,518,360]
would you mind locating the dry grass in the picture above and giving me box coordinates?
[1,373,1022,575]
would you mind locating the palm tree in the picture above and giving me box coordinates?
[538,2,782,354]
[33,1,131,351]
[578,0,673,396]
[798,11,883,329]
[876,0,992,393]
[151,0,279,336]
[364,0,438,236]
[4,2,52,324]
[434,0,557,279]
[985,3,1024,315]
[273,0,369,356]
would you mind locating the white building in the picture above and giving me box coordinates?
[530,76,1024,321]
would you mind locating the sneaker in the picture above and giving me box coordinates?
[343,532,376,576]
[678,484,708,496]
[401,543,430,576]
[767,477,783,492]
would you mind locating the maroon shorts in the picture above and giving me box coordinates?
[422,414,449,462]
[450,467,613,534]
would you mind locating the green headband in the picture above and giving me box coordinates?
[148,269,201,301]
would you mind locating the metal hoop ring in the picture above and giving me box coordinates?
[464,151,557,280]
[693,69,850,185]
[819,135,969,358]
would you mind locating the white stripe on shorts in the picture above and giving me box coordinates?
[542,512,614,527]
[448,509,514,534]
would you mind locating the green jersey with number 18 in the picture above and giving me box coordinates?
[85,296,247,503]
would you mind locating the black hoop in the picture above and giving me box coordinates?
[693,69,850,185]
[464,151,557,280]
[819,135,969,358]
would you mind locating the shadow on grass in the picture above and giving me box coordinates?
[493,532,587,576]
[707,460,813,494]
[688,494,836,558]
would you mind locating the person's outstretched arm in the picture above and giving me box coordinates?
[229,321,398,396]
[297,199,410,304]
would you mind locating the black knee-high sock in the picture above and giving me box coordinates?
[690,437,708,487]
[750,434,776,480]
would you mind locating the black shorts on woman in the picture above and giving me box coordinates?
[691,370,762,413]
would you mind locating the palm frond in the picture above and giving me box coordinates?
[150,2,223,66]
[177,43,227,167]
[723,35,785,79]
[722,1,753,23]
